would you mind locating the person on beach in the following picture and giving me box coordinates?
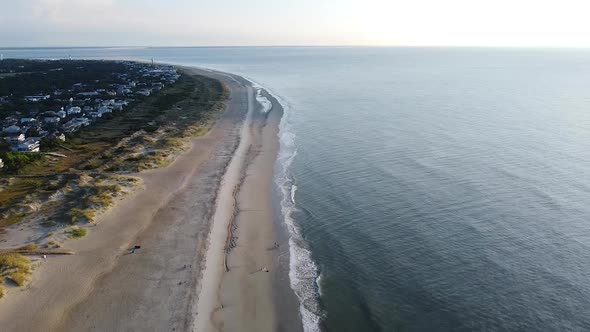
[43,254,47,261]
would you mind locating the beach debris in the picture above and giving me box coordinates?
[129,245,141,254]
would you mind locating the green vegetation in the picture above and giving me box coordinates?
[22,179,43,189]
[66,208,96,224]
[0,65,227,232]
[0,285,4,298]
[40,137,63,150]
[0,214,28,228]
[0,253,30,287]
[18,243,37,251]
[66,227,87,238]
[8,272,27,286]
[0,152,42,173]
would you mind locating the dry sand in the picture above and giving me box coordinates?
[0,67,302,331]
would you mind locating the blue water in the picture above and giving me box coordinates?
[5,47,590,331]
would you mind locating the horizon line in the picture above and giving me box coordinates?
[2,45,590,50]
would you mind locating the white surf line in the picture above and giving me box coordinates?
[193,77,255,332]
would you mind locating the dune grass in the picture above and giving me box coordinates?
[0,285,4,298]
[66,208,96,224]
[18,243,37,251]
[8,271,27,286]
[67,227,87,238]
[0,213,28,228]
[0,253,31,288]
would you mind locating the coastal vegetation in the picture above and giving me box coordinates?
[0,253,31,287]
[0,63,227,249]
[0,152,42,173]
[66,227,87,238]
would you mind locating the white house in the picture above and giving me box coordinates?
[67,106,82,116]
[62,118,90,133]
[97,106,112,115]
[3,125,21,134]
[44,117,61,124]
[11,138,40,152]
[20,118,37,124]
[4,133,25,143]
[24,95,50,102]
[136,89,151,97]
[77,91,100,97]
[0,158,4,169]
[57,110,66,118]
[72,117,90,126]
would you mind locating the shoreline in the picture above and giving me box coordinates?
[193,74,303,332]
[0,66,302,331]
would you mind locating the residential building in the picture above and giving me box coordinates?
[11,138,40,152]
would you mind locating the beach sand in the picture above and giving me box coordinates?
[0,67,302,331]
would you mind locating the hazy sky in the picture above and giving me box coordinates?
[2,0,590,47]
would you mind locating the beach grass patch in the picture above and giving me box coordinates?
[0,253,31,287]
[0,285,4,298]
[18,243,36,251]
[67,227,87,238]
[66,208,96,224]
[0,213,28,228]
[8,271,28,286]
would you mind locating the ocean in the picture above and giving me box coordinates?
[4,47,590,331]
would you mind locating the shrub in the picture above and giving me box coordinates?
[0,214,27,228]
[40,137,63,150]
[23,179,43,189]
[0,253,30,274]
[0,253,30,287]
[0,285,4,298]
[86,192,113,207]
[67,227,87,238]
[66,208,95,224]
[0,152,42,173]
[18,243,36,251]
[8,272,27,286]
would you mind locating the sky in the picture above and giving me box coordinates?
[1,0,590,47]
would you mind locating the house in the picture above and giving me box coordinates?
[88,112,101,119]
[20,118,37,124]
[66,106,82,116]
[57,110,67,118]
[24,95,50,102]
[44,117,61,124]
[48,132,66,142]
[97,106,112,115]
[136,89,151,97]
[77,91,100,97]
[11,138,40,152]
[117,86,132,95]
[62,118,90,133]
[112,101,126,111]
[3,125,22,134]
[0,158,3,169]
[4,133,25,143]
[73,117,90,126]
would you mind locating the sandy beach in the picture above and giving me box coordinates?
[0,67,302,331]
